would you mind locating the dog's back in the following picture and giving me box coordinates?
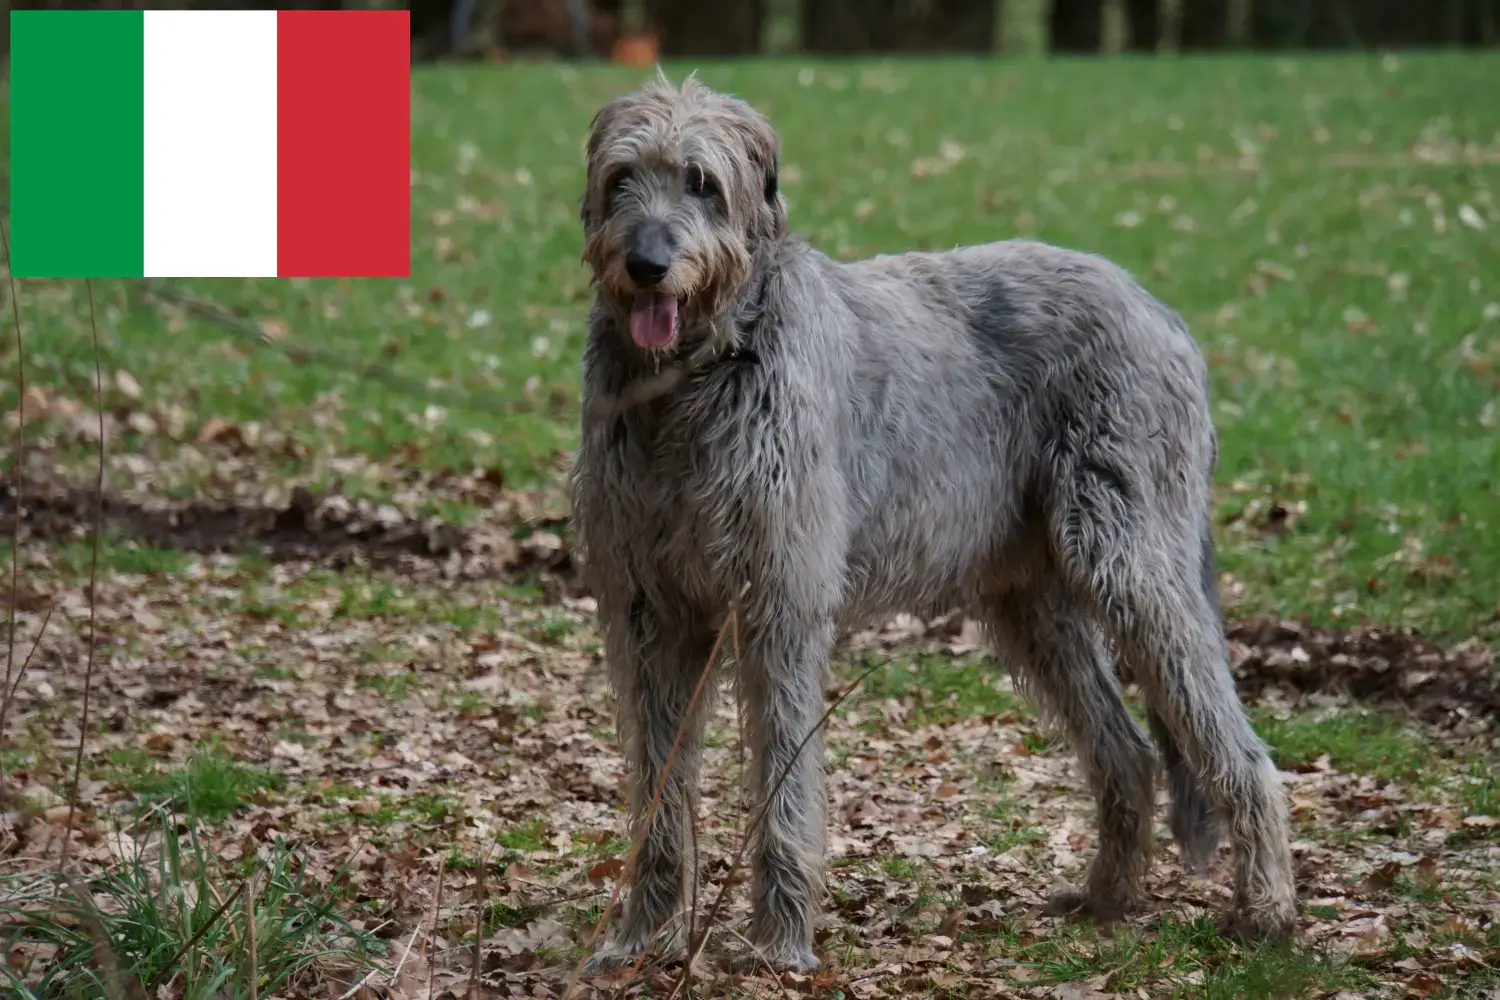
[783,238,1215,626]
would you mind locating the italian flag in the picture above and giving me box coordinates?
[8,9,411,279]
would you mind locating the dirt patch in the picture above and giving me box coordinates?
[0,478,573,579]
[1228,618,1499,725]
[5,476,1495,722]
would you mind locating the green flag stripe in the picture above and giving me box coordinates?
[10,11,146,278]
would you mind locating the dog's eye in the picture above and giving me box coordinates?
[685,163,717,199]
[605,168,632,206]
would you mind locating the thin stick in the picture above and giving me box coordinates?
[560,607,733,1000]
[389,923,423,985]
[720,925,796,1000]
[0,601,53,754]
[246,871,259,1000]
[341,921,424,1000]
[0,219,26,753]
[676,653,888,988]
[427,855,447,1000]
[685,806,700,997]
[144,876,251,991]
[730,590,747,838]
[58,279,104,875]
[468,843,492,999]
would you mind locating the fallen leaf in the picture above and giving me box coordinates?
[1405,971,1443,997]
[1359,860,1401,894]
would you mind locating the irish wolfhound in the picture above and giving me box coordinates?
[569,73,1297,973]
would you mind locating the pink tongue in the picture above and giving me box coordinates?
[629,291,679,350]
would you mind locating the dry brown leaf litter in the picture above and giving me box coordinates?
[1,425,1497,998]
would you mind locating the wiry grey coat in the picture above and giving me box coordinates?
[570,74,1296,974]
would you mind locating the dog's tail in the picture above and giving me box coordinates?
[1147,513,1225,876]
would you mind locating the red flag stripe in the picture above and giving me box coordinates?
[277,10,409,278]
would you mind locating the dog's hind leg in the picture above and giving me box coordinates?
[584,596,717,974]
[1142,509,1227,875]
[1147,706,1221,875]
[985,582,1157,924]
[1048,460,1297,941]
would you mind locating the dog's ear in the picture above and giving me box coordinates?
[732,104,786,238]
[580,98,626,233]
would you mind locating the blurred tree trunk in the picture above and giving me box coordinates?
[1123,0,1161,51]
[656,0,762,54]
[924,0,999,52]
[1349,0,1458,46]
[1459,0,1500,44]
[1049,0,1103,51]
[1249,0,1360,48]
[1179,0,1229,49]
[802,0,903,53]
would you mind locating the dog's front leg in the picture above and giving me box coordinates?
[736,598,834,973]
[585,596,717,974]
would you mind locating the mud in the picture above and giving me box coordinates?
[0,479,572,579]
[4,477,1494,721]
[1228,618,1499,725]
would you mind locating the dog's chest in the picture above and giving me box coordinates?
[584,376,779,602]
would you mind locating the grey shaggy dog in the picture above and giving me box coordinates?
[569,72,1297,974]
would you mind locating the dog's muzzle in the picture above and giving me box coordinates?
[624,222,679,350]
[625,222,672,288]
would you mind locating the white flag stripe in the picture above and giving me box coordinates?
[143,11,278,278]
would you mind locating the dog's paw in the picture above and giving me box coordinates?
[730,946,820,975]
[1043,886,1091,918]
[579,943,643,978]
[1043,886,1133,927]
[1216,901,1298,944]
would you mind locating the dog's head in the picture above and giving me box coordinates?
[580,71,786,354]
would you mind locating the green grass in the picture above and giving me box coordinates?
[496,817,549,854]
[100,744,282,823]
[1460,760,1500,818]
[882,856,921,879]
[355,670,419,701]
[7,54,1500,641]
[350,792,458,829]
[1,538,193,580]
[1252,707,1434,783]
[985,915,1366,998]
[0,810,383,999]
[858,651,1020,725]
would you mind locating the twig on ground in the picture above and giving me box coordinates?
[0,601,53,758]
[686,807,700,999]
[719,924,796,1000]
[561,604,734,1000]
[468,843,493,999]
[390,924,423,987]
[427,854,447,1000]
[246,871,260,1000]
[58,279,105,875]
[144,875,251,993]
[339,920,424,1000]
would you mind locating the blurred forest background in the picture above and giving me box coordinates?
[2,0,1498,62]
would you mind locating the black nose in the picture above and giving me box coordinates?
[625,226,671,287]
